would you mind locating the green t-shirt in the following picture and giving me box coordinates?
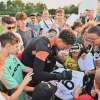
[2,55,25,100]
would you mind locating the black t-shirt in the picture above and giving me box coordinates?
[17,28,34,48]
[21,37,58,82]
[22,37,57,67]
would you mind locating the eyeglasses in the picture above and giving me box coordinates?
[7,26,15,30]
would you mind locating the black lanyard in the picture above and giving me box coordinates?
[43,19,53,29]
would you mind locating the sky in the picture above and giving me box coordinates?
[0,0,83,9]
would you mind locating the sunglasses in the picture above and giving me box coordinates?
[7,26,15,30]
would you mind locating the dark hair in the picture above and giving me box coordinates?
[88,26,100,36]
[0,32,19,47]
[59,29,75,45]
[72,21,82,30]
[29,13,36,17]
[2,16,15,24]
[78,47,87,59]
[16,12,27,20]
[36,13,42,17]
[48,29,57,33]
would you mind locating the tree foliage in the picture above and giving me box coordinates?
[0,0,78,16]
[0,0,47,16]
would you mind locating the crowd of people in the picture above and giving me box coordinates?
[0,8,100,100]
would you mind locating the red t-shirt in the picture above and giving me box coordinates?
[74,95,93,100]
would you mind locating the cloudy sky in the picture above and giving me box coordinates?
[0,0,83,9]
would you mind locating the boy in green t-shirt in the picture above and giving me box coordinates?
[0,32,33,100]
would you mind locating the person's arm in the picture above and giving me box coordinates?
[32,51,57,81]
[73,86,82,100]
[32,40,72,82]
[24,85,34,92]
[32,51,72,82]
[15,56,33,73]
[1,68,19,89]
[1,72,33,100]
[23,66,33,73]
[1,92,10,100]
[10,72,33,100]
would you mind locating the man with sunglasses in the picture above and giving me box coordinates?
[78,26,100,100]
[1,16,16,32]
[1,16,23,49]
[86,26,100,60]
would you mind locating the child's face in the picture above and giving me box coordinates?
[7,43,19,54]
[72,52,79,59]
[17,19,26,28]
[56,12,64,20]
[74,26,82,33]
[30,16,37,24]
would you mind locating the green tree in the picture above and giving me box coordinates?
[24,3,34,15]
[6,0,15,15]
[64,6,69,14]
[49,9,56,15]
[13,0,25,12]
[68,5,78,14]
[0,2,6,15]
[0,1,78,16]
[33,3,47,13]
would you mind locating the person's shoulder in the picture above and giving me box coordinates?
[5,55,13,62]
[40,36,50,43]
[5,55,18,63]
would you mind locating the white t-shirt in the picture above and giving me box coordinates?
[78,52,95,71]
[54,68,84,100]
[40,19,54,33]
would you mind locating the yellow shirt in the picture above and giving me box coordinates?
[64,56,79,70]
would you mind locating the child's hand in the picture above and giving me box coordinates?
[23,72,33,86]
